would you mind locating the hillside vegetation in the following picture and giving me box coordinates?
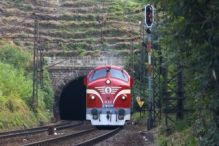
[0,0,147,57]
[0,41,54,131]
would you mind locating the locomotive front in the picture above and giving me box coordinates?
[84,66,134,126]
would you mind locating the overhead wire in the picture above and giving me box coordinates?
[0,12,48,40]
[0,14,32,38]
[1,18,29,39]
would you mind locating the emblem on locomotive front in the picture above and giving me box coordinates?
[105,87,112,94]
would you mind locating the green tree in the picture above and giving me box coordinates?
[147,0,219,145]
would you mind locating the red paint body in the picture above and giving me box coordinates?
[84,66,133,109]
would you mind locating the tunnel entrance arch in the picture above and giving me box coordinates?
[53,71,89,121]
[59,76,86,120]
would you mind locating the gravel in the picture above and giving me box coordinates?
[95,122,155,146]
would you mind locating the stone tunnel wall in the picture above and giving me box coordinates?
[46,57,126,68]
[46,57,126,90]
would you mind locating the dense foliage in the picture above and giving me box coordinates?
[145,0,219,145]
[0,41,54,130]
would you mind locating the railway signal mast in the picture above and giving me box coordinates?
[145,4,154,130]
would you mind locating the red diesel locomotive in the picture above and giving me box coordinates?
[84,65,134,126]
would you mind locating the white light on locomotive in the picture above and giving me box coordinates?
[121,95,126,100]
[106,79,111,84]
[90,95,95,100]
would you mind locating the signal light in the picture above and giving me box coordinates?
[145,4,154,28]
[147,14,151,18]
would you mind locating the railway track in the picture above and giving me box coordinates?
[0,121,121,146]
[75,127,121,146]
[0,121,70,137]
[0,121,75,139]
[21,127,121,146]
[0,121,84,146]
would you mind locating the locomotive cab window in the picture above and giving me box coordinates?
[89,68,107,82]
[110,69,128,82]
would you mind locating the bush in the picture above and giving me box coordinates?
[174,119,188,132]
[45,43,50,51]
[132,112,148,122]
[88,14,95,21]
[0,42,31,70]
[14,41,21,46]
[0,41,54,130]
[157,135,168,146]
[62,14,73,20]
[115,11,124,16]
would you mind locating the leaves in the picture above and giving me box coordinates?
[0,41,54,130]
[146,0,219,145]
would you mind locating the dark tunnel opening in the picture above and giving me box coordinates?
[59,76,86,120]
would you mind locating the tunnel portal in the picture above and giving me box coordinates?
[59,76,86,120]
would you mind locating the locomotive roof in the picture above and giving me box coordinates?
[93,65,123,70]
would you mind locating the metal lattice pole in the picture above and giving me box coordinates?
[39,42,44,89]
[33,13,39,109]
[152,44,162,122]
[130,41,134,113]
[164,61,185,134]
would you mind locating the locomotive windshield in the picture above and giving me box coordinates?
[110,69,128,82]
[89,68,107,81]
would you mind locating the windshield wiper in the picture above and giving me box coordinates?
[91,70,96,80]
[121,70,125,79]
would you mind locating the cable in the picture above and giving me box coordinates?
[0,15,32,38]
[1,12,47,40]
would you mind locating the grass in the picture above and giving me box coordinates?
[121,0,147,5]
[0,41,54,131]
[127,109,198,146]
[132,111,148,122]
[0,62,52,131]
[151,114,198,146]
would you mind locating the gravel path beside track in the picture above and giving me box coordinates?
[95,122,155,146]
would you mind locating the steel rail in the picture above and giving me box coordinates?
[0,121,70,136]
[0,121,83,139]
[21,128,96,146]
[75,127,121,146]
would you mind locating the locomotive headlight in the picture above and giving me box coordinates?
[105,79,111,84]
[90,95,95,100]
[121,95,126,100]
